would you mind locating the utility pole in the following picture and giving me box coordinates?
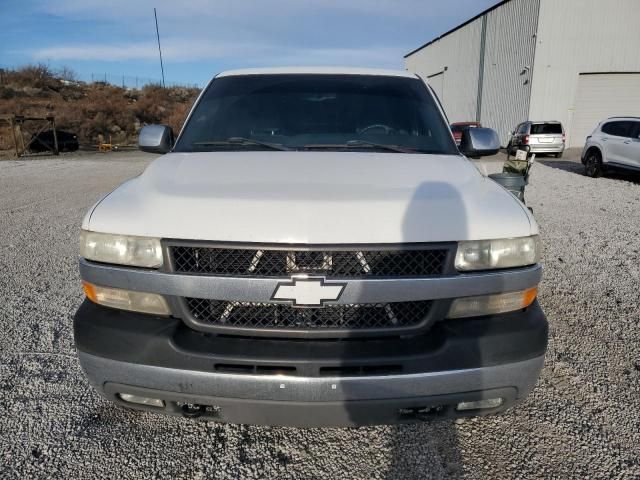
[154,8,166,88]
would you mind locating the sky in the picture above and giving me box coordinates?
[0,0,497,87]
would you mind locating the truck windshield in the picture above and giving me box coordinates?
[174,74,458,154]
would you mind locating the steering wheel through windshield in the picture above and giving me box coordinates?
[358,124,396,135]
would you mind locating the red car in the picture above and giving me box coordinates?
[451,122,482,146]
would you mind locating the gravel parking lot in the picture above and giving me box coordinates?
[1,151,639,479]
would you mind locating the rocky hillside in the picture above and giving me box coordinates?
[0,65,200,153]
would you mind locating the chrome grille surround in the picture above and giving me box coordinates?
[163,240,456,337]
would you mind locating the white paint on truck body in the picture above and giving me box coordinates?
[84,150,536,244]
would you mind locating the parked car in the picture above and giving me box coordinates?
[75,67,546,427]
[28,130,79,153]
[507,121,565,158]
[582,117,640,177]
[450,121,481,145]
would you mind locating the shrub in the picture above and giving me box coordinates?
[0,64,200,146]
[6,64,58,89]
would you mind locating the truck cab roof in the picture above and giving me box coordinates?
[216,66,419,79]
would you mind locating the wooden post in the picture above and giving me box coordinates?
[15,121,26,156]
[51,117,59,155]
[10,117,19,158]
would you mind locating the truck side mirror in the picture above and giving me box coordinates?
[459,127,501,158]
[139,125,174,154]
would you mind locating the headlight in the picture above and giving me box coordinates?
[447,287,538,319]
[455,236,539,271]
[80,230,163,268]
[82,281,170,316]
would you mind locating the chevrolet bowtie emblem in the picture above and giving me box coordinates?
[271,276,346,307]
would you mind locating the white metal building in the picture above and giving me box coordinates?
[404,0,640,147]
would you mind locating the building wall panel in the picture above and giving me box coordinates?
[480,0,540,145]
[530,0,640,146]
[404,19,483,123]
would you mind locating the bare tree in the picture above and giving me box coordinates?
[56,66,77,82]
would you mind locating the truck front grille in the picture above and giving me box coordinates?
[170,245,449,278]
[185,298,433,331]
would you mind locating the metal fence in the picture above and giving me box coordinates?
[0,65,198,90]
[83,72,198,89]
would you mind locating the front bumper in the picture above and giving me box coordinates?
[75,300,548,427]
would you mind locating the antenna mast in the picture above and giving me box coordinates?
[153,8,166,88]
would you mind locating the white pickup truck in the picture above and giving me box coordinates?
[75,67,547,427]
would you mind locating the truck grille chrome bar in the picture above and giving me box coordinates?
[79,256,542,338]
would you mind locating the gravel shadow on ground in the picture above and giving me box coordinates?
[384,423,464,479]
[537,158,640,184]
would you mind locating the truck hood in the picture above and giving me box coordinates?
[86,151,536,243]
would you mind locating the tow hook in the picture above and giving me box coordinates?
[399,405,446,421]
[180,403,206,418]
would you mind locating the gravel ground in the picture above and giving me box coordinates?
[0,151,639,479]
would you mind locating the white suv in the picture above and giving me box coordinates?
[582,117,640,177]
[74,68,547,427]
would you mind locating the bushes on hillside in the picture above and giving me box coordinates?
[2,64,59,90]
[0,65,200,147]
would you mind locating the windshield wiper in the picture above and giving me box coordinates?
[346,140,418,153]
[301,140,417,154]
[193,137,291,151]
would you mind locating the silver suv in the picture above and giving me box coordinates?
[507,121,565,158]
[582,117,640,178]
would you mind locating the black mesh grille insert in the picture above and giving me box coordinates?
[185,298,433,330]
[171,246,448,277]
